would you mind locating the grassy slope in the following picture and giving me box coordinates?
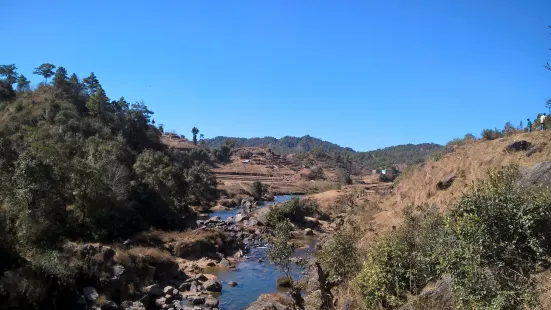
[364,130,551,245]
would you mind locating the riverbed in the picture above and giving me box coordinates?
[206,195,315,309]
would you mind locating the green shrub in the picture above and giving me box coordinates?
[355,165,551,309]
[308,166,325,180]
[481,128,503,140]
[266,198,319,227]
[317,230,360,281]
[355,206,445,308]
[251,181,267,200]
[337,168,352,185]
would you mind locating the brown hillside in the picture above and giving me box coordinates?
[365,130,551,244]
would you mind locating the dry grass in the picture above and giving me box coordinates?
[360,131,551,246]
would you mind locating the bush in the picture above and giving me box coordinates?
[308,166,325,180]
[266,198,319,227]
[251,181,267,200]
[481,128,503,140]
[317,230,360,281]
[355,165,551,309]
[337,168,352,185]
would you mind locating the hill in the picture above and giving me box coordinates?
[204,135,354,154]
[205,135,442,173]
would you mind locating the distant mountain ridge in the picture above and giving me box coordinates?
[204,135,443,171]
[204,135,354,154]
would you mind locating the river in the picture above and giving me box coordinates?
[205,195,315,310]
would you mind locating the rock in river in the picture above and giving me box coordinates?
[203,279,223,292]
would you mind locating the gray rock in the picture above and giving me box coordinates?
[399,276,454,310]
[195,273,208,282]
[101,300,119,310]
[145,284,165,296]
[203,279,223,292]
[436,173,456,190]
[235,213,249,223]
[209,216,221,222]
[219,258,231,267]
[519,162,551,195]
[304,228,314,236]
[163,286,176,295]
[112,264,125,278]
[205,296,220,308]
[155,297,167,307]
[83,286,99,301]
[228,281,238,287]
[505,140,532,152]
[179,282,191,291]
[189,296,205,305]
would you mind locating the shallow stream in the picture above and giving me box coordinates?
[206,195,315,310]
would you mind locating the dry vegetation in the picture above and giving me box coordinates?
[363,130,551,245]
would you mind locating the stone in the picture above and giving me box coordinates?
[196,220,205,227]
[505,140,532,152]
[195,273,208,282]
[179,283,192,291]
[229,281,238,287]
[304,228,314,236]
[399,276,453,310]
[155,297,167,308]
[101,301,119,310]
[219,258,231,267]
[436,173,456,190]
[205,296,220,308]
[83,286,99,301]
[235,213,249,223]
[189,296,205,305]
[145,284,165,296]
[112,264,125,278]
[258,258,263,263]
[209,216,222,222]
[203,279,223,292]
[138,295,151,308]
[303,217,320,228]
[163,286,176,295]
[248,217,259,226]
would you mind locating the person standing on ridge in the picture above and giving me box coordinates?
[527,118,532,132]
[540,113,547,131]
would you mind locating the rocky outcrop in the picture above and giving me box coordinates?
[399,276,454,310]
[519,162,551,194]
[436,173,456,190]
[505,140,532,152]
[247,293,292,310]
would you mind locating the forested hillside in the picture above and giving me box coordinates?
[205,136,441,173]
[0,63,218,308]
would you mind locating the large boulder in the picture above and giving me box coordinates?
[519,162,551,194]
[399,276,454,310]
[203,279,222,292]
[436,173,456,190]
[235,213,249,223]
[205,296,220,308]
[145,284,165,296]
[505,140,532,152]
[83,286,99,301]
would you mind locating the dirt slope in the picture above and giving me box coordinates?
[365,130,551,244]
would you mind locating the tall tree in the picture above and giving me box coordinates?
[16,75,31,92]
[53,66,69,92]
[86,86,109,117]
[83,72,101,94]
[191,127,199,146]
[0,64,18,85]
[33,63,56,83]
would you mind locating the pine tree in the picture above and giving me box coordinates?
[16,75,31,92]
[53,66,69,92]
[0,64,18,84]
[86,86,109,117]
[83,72,101,94]
[33,63,56,83]
[192,127,199,146]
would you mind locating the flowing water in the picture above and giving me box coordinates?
[209,195,301,220]
[205,195,315,310]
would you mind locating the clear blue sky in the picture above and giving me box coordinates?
[2,0,550,151]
